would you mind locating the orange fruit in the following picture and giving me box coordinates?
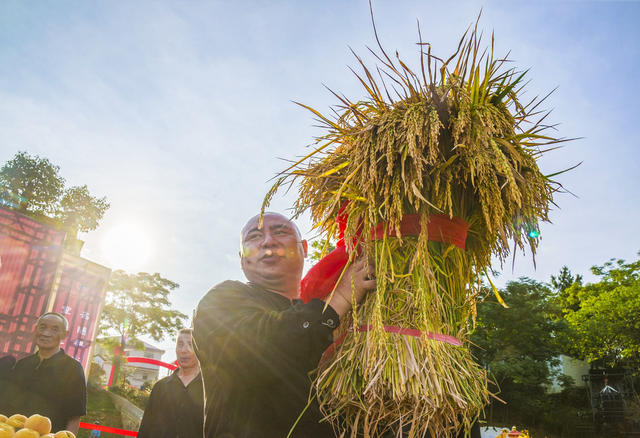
[14,428,40,438]
[54,431,76,438]
[8,413,27,428]
[0,414,8,422]
[0,423,15,438]
[25,414,52,435]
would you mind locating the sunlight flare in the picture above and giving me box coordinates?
[101,223,152,271]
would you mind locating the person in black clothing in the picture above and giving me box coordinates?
[8,312,86,434]
[0,355,17,413]
[0,355,16,377]
[193,212,375,438]
[138,328,204,438]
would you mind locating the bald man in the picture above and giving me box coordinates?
[194,212,375,438]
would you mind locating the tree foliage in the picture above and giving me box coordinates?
[99,270,187,344]
[0,151,64,215]
[0,151,109,232]
[58,184,110,232]
[561,254,640,366]
[471,279,570,426]
[551,265,583,294]
[99,270,187,386]
[309,239,336,262]
[469,259,640,433]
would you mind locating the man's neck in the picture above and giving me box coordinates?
[264,286,299,300]
[37,347,61,360]
[178,365,199,385]
[250,280,299,300]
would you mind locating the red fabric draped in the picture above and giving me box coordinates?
[300,211,468,302]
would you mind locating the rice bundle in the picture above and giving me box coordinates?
[263,18,571,438]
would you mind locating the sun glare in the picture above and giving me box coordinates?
[101,223,152,271]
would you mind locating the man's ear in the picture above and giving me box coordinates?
[301,239,308,258]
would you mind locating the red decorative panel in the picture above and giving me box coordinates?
[0,206,66,358]
[51,256,110,370]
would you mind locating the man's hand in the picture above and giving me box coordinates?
[328,257,376,317]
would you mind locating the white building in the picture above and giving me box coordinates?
[93,339,166,389]
[548,354,591,393]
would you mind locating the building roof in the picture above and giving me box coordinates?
[97,336,166,354]
[136,340,165,353]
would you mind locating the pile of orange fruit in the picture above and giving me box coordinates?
[0,414,75,438]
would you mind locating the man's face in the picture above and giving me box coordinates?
[240,213,307,292]
[175,333,198,369]
[34,314,67,350]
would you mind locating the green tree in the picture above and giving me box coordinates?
[309,239,336,262]
[550,266,584,315]
[471,278,569,426]
[57,185,110,232]
[99,270,187,385]
[551,266,583,293]
[0,151,109,232]
[87,362,106,387]
[0,151,64,215]
[561,254,640,367]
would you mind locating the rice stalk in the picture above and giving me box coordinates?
[264,16,574,438]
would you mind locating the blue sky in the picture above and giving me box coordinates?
[1,1,639,361]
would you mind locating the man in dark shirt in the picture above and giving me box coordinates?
[8,312,86,434]
[194,212,375,438]
[138,328,204,438]
[0,355,17,413]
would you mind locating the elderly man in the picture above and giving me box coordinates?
[138,328,204,438]
[8,312,86,434]
[194,212,374,438]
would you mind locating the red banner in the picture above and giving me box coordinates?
[0,206,66,358]
[0,206,111,372]
[52,255,111,370]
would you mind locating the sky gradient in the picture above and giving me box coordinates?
[1,0,639,362]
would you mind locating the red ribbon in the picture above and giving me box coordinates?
[371,214,468,250]
[363,325,462,346]
[300,211,468,302]
[126,357,179,370]
[321,324,462,361]
[79,422,138,436]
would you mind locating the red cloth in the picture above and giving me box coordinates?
[300,213,468,302]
